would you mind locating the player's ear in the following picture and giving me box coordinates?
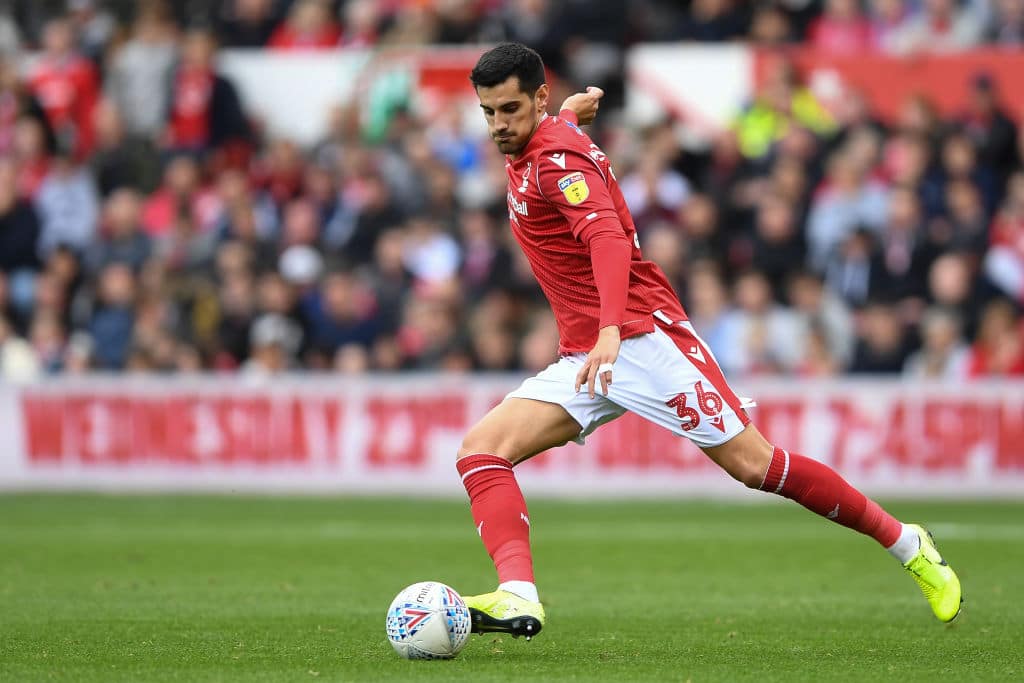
[534,83,549,113]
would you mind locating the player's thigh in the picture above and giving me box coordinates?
[458,397,583,465]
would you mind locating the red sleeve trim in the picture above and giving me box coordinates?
[558,109,579,126]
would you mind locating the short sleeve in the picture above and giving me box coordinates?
[536,149,620,239]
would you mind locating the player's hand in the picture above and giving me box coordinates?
[575,325,621,398]
[560,86,604,126]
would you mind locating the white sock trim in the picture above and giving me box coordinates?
[460,463,512,482]
[499,580,539,603]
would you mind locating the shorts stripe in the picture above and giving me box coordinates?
[660,322,750,427]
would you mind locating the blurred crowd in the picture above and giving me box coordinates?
[0,0,1022,380]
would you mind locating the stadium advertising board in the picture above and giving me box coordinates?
[2,377,1022,497]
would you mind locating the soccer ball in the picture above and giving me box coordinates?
[385,581,471,659]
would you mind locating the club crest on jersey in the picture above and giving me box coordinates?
[518,161,532,193]
[558,172,589,205]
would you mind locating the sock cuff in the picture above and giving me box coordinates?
[759,446,790,493]
[457,453,513,480]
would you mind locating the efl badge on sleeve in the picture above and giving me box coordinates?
[557,172,589,205]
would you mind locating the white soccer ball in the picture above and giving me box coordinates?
[385,581,472,660]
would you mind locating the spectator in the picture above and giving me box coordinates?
[933,179,989,257]
[674,0,748,41]
[0,158,42,278]
[808,0,871,54]
[216,0,282,48]
[849,300,911,373]
[0,312,38,381]
[13,117,52,199]
[340,0,382,47]
[105,0,178,141]
[34,149,100,257]
[733,58,835,160]
[718,269,805,375]
[878,186,933,303]
[0,56,53,157]
[163,28,252,155]
[807,152,889,270]
[749,191,806,295]
[888,0,983,53]
[825,228,884,306]
[938,129,998,215]
[983,171,1024,304]
[89,262,136,369]
[787,269,856,366]
[27,17,100,159]
[959,73,1020,184]
[966,297,1024,375]
[142,155,218,237]
[267,0,342,50]
[748,2,795,45]
[619,154,692,230]
[90,99,159,197]
[303,269,380,357]
[868,0,912,51]
[902,306,970,378]
[68,0,117,63]
[243,312,301,375]
[927,251,981,329]
[87,188,152,274]
[985,0,1024,44]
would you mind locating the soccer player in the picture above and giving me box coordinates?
[457,43,961,640]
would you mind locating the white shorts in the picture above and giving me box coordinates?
[506,315,752,449]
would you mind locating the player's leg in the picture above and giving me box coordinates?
[457,396,586,638]
[458,396,582,595]
[702,424,962,622]
[607,317,962,622]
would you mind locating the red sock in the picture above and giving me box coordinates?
[457,454,534,584]
[760,446,902,548]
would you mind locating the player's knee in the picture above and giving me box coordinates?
[455,431,514,463]
[719,446,771,489]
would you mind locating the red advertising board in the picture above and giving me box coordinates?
[5,377,1022,496]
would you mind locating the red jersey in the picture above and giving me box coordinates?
[28,55,99,158]
[505,114,687,353]
[168,68,213,149]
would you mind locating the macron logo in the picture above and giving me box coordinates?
[685,345,706,364]
[520,513,530,527]
[549,152,566,169]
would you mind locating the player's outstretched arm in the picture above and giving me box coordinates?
[559,86,604,126]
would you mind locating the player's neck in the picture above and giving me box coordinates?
[509,114,548,161]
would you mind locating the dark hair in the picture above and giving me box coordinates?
[470,43,545,94]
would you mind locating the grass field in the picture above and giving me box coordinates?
[1,495,1021,682]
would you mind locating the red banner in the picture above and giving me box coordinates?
[6,378,1022,496]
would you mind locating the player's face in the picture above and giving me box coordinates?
[476,77,549,158]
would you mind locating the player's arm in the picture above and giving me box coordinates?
[536,150,630,398]
[558,86,604,126]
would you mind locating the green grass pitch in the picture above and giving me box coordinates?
[1,495,1021,682]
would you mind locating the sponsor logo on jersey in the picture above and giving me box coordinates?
[508,190,529,217]
[549,152,566,169]
[557,172,589,205]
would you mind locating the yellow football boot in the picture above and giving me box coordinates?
[462,590,545,639]
[903,524,963,623]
